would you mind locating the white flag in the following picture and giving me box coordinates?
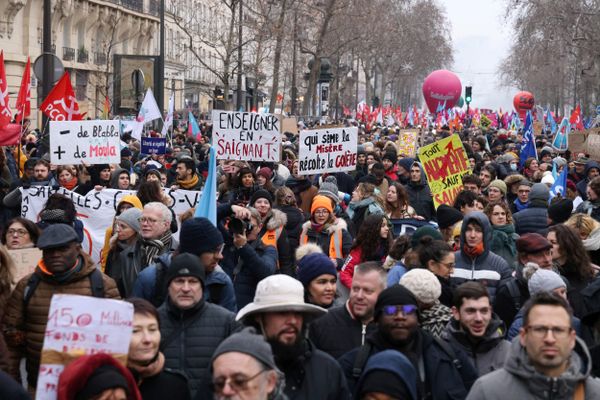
[138,88,162,124]
[161,93,174,136]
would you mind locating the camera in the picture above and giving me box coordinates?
[229,217,253,235]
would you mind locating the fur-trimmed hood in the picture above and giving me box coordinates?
[301,216,348,235]
[295,243,323,261]
[265,208,287,231]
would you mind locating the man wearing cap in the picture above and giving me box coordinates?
[338,284,477,398]
[513,182,550,235]
[158,253,240,399]
[236,275,351,400]
[210,327,286,400]
[494,232,555,328]
[2,224,120,390]
[569,156,589,184]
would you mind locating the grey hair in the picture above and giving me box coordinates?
[354,261,387,290]
[144,201,172,223]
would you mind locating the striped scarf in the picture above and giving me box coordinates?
[141,231,172,266]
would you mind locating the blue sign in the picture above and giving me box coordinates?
[141,137,167,155]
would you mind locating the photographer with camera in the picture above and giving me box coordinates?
[221,206,278,310]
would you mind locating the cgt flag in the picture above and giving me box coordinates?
[519,111,537,167]
[40,72,83,121]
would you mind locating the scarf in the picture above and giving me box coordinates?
[463,242,485,259]
[310,221,325,233]
[513,198,529,212]
[177,174,199,190]
[583,228,600,251]
[347,197,375,219]
[62,177,78,191]
[141,231,172,266]
[129,351,165,381]
[37,256,83,283]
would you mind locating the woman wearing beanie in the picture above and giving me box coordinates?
[250,189,294,276]
[487,179,507,203]
[347,182,385,230]
[297,252,339,308]
[299,195,352,269]
[105,208,143,283]
[417,238,456,308]
[126,298,191,400]
[256,167,276,195]
[385,182,416,219]
[340,214,393,289]
[483,201,519,268]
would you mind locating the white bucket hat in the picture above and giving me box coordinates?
[236,275,327,322]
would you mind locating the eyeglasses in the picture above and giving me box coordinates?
[382,304,418,317]
[437,261,455,270]
[138,217,162,225]
[314,209,330,216]
[212,369,266,394]
[7,228,29,237]
[525,325,572,339]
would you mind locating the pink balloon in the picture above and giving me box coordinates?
[422,70,462,113]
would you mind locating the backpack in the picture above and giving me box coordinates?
[504,278,522,312]
[23,268,105,307]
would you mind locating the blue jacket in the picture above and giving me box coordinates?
[354,350,417,400]
[387,261,408,286]
[132,253,237,312]
[507,306,582,341]
[513,201,549,235]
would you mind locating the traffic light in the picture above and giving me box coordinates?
[465,86,472,104]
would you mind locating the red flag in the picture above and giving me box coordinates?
[569,104,584,130]
[40,72,83,121]
[0,123,21,146]
[15,57,31,123]
[0,51,11,127]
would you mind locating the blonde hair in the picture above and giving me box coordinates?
[564,214,600,239]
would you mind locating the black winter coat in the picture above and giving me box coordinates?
[158,299,240,398]
[512,202,549,235]
[276,205,305,252]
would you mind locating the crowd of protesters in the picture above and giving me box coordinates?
[1,117,600,399]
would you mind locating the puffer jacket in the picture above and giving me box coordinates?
[258,209,293,276]
[158,299,240,399]
[442,316,510,376]
[512,199,549,235]
[466,337,600,399]
[451,212,513,302]
[299,218,353,269]
[2,252,119,386]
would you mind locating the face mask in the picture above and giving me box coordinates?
[510,163,518,171]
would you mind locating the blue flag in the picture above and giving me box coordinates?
[188,111,201,140]
[551,161,558,181]
[549,165,568,201]
[546,107,557,134]
[520,111,537,167]
[194,146,217,225]
[551,117,570,153]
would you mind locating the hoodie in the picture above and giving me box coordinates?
[109,167,130,189]
[405,161,436,221]
[354,350,417,400]
[451,212,512,302]
[466,337,600,400]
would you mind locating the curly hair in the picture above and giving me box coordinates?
[483,201,513,224]
[385,182,410,218]
[356,182,384,208]
[351,214,393,261]
[548,224,593,281]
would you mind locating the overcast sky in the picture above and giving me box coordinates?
[438,0,518,111]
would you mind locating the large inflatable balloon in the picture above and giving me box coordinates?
[422,70,462,113]
[513,91,535,120]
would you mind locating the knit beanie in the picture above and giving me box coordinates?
[528,269,566,296]
[410,226,443,248]
[488,179,507,195]
[358,369,413,400]
[382,152,398,165]
[296,252,337,287]
[165,253,206,287]
[179,217,224,256]
[397,157,415,172]
[310,195,334,215]
[257,167,272,180]
[116,208,142,234]
[541,172,555,185]
[75,364,130,400]
[554,157,567,169]
[436,204,463,230]
[211,327,277,370]
[399,269,441,305]
[548,199,573,224]
[375,284,419,320]
[318,177,340,205]
[250,189,273,207]
[529,183,550,202]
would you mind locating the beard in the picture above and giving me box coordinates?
[267,328,306,367]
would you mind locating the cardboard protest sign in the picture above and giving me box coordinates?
[49,120,121,165]
[298,127,358,175]
[141,137,167,155]
[22,187,201,262]
[212,110,280,162]
[281,116,299,135]
[396,130,418,157]
[35,295,133,400]
[417,134,470,208]
[7,247,42,283]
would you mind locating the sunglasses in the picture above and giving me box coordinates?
[382,304,418,317]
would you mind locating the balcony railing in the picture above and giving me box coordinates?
[94,52,107,65]
[77,49,89,63]
[63,47,75,61]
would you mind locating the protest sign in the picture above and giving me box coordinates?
[417,134,470,208]
[396,130,418,157]
[35,295,133,400]
[141,137,167,155]
[49,120,121,165]
[22,187,201,262]
[281,116,299,135]
[7,247,42,282]
[298,127,358,175]
[212,110,280,162]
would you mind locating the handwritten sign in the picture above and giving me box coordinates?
[35,295,133,400]
[50,120,121,165]
[417,134,470,208]
[298,127,358,175]
[212,110,280,162]
[22,187,201,262]
[396,130,418,157]
[141,137,167,155]
[7,247,42,283]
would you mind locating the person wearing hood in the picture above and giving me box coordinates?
[451,212,512,303]
[273,186,306,251]
[442,282,510,376]
[354,350,417,400]
[513,183,550,235]
[405,161,436,221]
[110,167,132,190]
[466,291,600,400]
[396,157,414,186]
[576,160,600,201]
[101,194,144,271]
[576,176,600,222]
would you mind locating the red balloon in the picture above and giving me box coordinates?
[513,91,535,118]
[422,70,462,113]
